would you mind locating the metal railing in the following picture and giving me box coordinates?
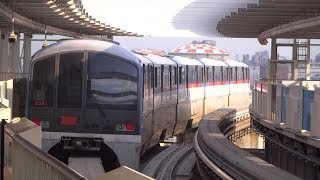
[10,131,87,180]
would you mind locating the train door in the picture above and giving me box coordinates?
[55,52,84,132]
[28,55,56,131]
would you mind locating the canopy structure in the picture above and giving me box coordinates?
[0,0,141,38]
[170,40,228,59]
[172,0,320,44]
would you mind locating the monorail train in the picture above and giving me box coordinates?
[25,39,250,172]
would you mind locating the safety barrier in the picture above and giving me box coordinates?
[4,117,87,180]
[252,80,320,137]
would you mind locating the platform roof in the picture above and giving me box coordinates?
[0,0,141,38]
[173,0,320,44]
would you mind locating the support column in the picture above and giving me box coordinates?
[0,31,9,73]
[10,33,20,73]
[306,39,311,80]
[292,39,298,80]
[269,38,277,80]
[23,33,32,74]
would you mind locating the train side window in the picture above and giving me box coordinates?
[186,66,189,87]
[206,67,209,82]
[174,66,177,85]
[154,66,158,88]
[143,64,146,98]
[242,67,245,82]
[223,67,227,83]
[245,68,248,80]
[58,52,84,108]
[169,65,172,90]
[212,66,215,82]
[200,67,204,83]
[179,67,183,84]
[195,66,199,83]
[31,56,55,107]
[235,67,238,82]
[221,67,223,83]
[161,65,164,90]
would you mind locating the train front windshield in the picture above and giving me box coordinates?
[28,51,139,134]
[87,53,138,110]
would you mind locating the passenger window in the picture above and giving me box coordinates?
[58,52,84,108]
[212,66,215,82]
[154,67,158,88]
[179,67,183,84]
[169,65,172,90]
[143,64,146,98]
[31,56,55,107]
[161,65,164,90]
[174,66,177,85]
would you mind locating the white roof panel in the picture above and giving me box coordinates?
[170,56,204,66]
[145,54,176,65]
[198,58,228,67]
[224,59,248,67]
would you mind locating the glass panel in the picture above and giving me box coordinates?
[87,53,138,110]
[310,39,320,45]
[58,52,84,108]
[276,63,292,80]
[310,46,320,62]
[277,46,293,60]
[311,62,320,80]
[298,62,306,80]
[296,39,308,45]
[276,39,293,44]
[31,56,55,107]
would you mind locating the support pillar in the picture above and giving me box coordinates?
[0,31,9,73]
[23,33,32,74]
[269,38,277,80]
[292,39,298,80]
[10,33,20,73]
[306,39,311,80]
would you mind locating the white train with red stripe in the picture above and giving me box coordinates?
[26,39,249,173]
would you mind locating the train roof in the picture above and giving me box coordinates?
[144,54,176,65]
[197,58,228,67]
[32,39,140,65]
[170,56,203,66]
[134,53,153,65]
[224,59,248,67]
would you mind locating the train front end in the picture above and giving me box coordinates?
[25,39,142,171]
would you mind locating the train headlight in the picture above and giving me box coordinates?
[75,140,83,148]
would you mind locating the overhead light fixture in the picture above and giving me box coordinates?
[49,4,57,8]
[74,20,79,23]
[69,4,76,9]
[59,12,65,15]
[63,15,69,18]
[66,0,74,5]
[54,8,61,12]
[72,8,79,13]
[46,0,55,4]
[69,18,74,21]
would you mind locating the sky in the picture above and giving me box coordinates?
[79,0,272,59]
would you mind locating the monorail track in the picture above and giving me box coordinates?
[142,144,196,180]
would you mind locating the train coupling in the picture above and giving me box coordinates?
[61,136,104,151]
